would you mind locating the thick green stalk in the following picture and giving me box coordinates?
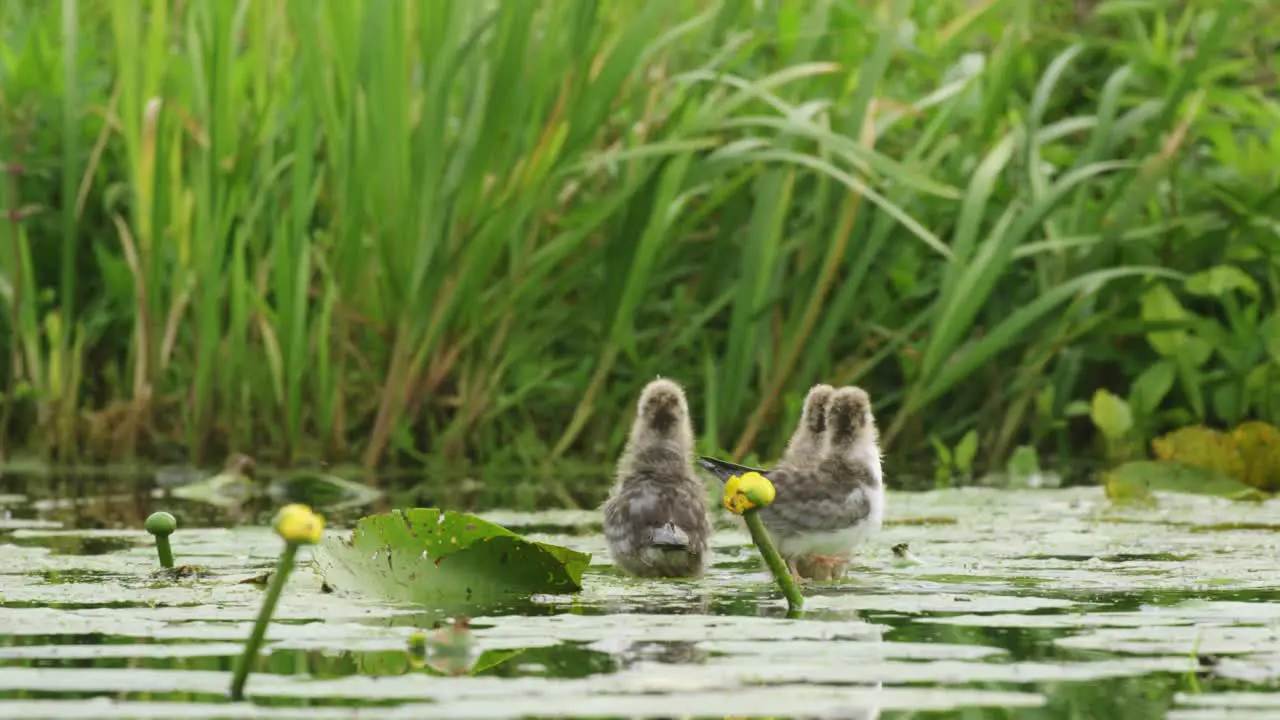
[154,536,173,569]
[230,543,298,701]
[742,509,803,611]
[724,471,804,611]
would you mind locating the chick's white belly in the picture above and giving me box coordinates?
[777,485,884,558]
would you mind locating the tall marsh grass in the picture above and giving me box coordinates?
[0,0,1276,487]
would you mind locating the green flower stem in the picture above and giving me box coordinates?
[742,508,804,611]
[230,542,299,701]
[154,535,174,569]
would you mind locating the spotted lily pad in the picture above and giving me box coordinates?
[312,508,592,605]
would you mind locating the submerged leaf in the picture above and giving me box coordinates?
[1106,460,1261,501]
[167,469,256,508]
[268,469,384,511]
[312,508,591,606]
[1102,468,1155,506]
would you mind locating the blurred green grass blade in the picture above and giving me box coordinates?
[844,0,912,137]
[920,132,1018,379]
[719,167,794,424]
[914,266,1186,411]
[716,115,961,199]
[923,158,1134,383]
[59,0,78,327]
[716,147,949,257]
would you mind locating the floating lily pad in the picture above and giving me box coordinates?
[312,508,592,605]
[1104,460,1263,501]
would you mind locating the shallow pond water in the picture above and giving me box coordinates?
[3,484,1280,718]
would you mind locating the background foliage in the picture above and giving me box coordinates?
[0,0,1276,494]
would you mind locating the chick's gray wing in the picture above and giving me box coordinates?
[757,466,876,534]
[605,473,710,549]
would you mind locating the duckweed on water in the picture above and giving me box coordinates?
[3,487,1280,717]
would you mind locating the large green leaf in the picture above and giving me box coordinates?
[1104,460,1266,503]
[312,508,591,605]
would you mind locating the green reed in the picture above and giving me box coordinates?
[0,0,1273,483]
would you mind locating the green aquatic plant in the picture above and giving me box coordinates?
[1103,460,1266,506]
[1230,421,1280,491]
[143,511,176,569]
[1151,426,1245,480]
[930,429,978,487]
[312,509,589,606]
[229,503,324,702]
[1090,388,1137,463]
[721,471,803,611]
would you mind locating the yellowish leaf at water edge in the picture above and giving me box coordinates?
[1146,420,1280,492]
[1230,421,1280,491]
[1151,426,1245,481]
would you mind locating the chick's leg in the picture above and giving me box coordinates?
[810,555,849,582]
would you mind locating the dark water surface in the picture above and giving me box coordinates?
[2,469,1279,718]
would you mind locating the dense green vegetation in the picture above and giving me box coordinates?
[0,0,1276,488]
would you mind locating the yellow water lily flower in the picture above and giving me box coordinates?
[274,503,325,545]
[722,471,776,515]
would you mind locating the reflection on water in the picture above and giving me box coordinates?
[0,463,621,533]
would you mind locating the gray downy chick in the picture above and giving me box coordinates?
[715,383,834,537]
[696,383,835,481]
[697,385,884,581]
[779,383,835,470]
[603,378,712,578]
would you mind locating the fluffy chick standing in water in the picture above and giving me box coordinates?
[603,379,712,578]
[779,383,835,470]
[697,385,883,582]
